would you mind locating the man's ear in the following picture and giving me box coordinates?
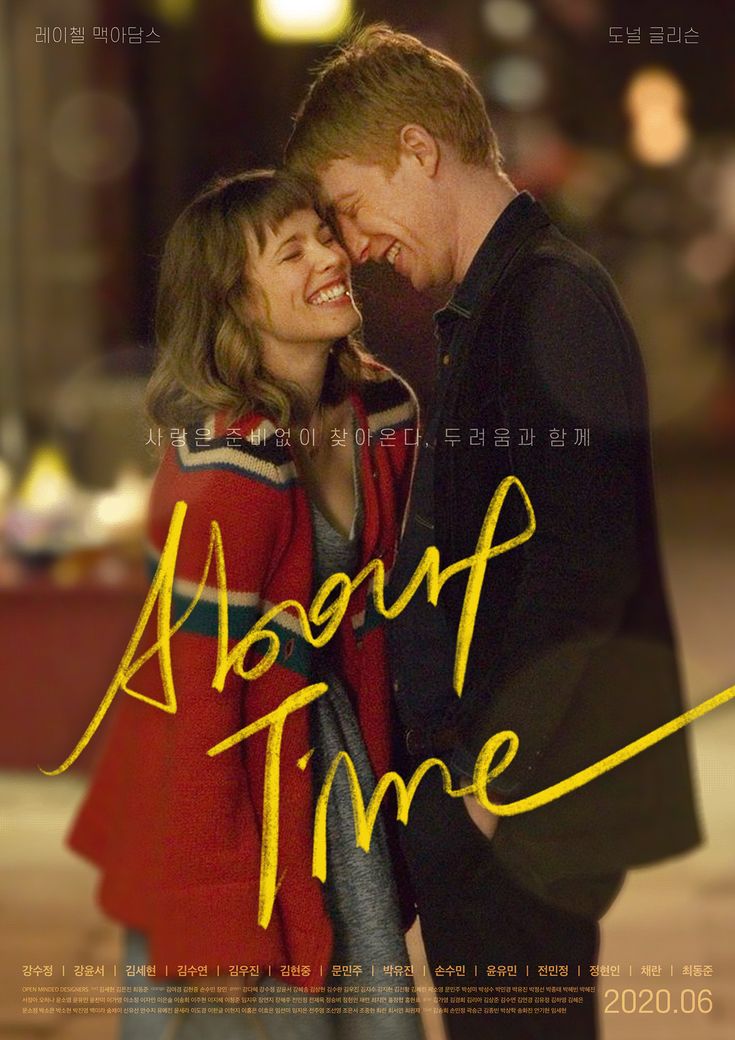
[398,124,440,176]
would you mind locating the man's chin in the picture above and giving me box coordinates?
[409,270,445,294]
[394,257,444,293]
[406,268,430,293]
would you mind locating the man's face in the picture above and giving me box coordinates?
[320,155,455,292]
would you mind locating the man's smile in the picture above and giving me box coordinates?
[385,241,402,266]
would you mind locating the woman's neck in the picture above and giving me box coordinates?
[262,340,332,418]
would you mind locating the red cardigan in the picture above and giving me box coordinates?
[68,365,417,989]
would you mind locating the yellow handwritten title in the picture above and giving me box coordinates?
[42,476,735,929]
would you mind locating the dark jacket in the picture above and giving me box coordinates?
[393,193,700,901]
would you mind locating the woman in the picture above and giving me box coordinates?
[68,171,421,1038]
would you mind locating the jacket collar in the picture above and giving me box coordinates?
[436,191,550,326]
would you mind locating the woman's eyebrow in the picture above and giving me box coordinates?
[273,232,303,255]
[272,218,329,255]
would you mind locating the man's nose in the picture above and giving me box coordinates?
[339,220,370,265]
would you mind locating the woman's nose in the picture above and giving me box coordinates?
[313,252,338,279]
[315,239,346,271]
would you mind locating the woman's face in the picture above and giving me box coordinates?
[245,208,361,359]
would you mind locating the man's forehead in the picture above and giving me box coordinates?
[319,157,387,203]
[318,159,359,202]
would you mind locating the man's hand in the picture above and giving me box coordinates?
[463,791,499,840]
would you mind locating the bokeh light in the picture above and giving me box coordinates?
[255,0,352,43]
[482,0,535,41]
[150,0,197,25]
[625,68,691,167]
[681,232,735,286]
[484,55,547,110]
[49,92,139,184]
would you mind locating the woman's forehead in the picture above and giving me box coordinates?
[253,206,324,254]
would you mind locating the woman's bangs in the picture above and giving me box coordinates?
[251,175,320,250]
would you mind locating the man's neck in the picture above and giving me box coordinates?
[451,168,518,285]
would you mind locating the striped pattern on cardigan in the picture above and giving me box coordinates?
[68,365,418,988]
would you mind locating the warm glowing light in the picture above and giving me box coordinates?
[630,113,690,166]
[625,68,685,115]
[625,68,690,166]
[17,446,76,512]
[152,0,196,25]
[89,468,150,532]
[255,0,352,42]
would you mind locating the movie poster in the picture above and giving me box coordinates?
[1,2,733,1039]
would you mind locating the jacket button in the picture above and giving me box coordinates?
[441,352,451,366]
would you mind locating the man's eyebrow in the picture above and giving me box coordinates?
[331,191,358,208]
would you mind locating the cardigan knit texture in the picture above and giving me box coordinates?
[68,363,417,989]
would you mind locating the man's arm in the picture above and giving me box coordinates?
[453,260,643,797]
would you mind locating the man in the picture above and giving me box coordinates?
[286,24,699,1039]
